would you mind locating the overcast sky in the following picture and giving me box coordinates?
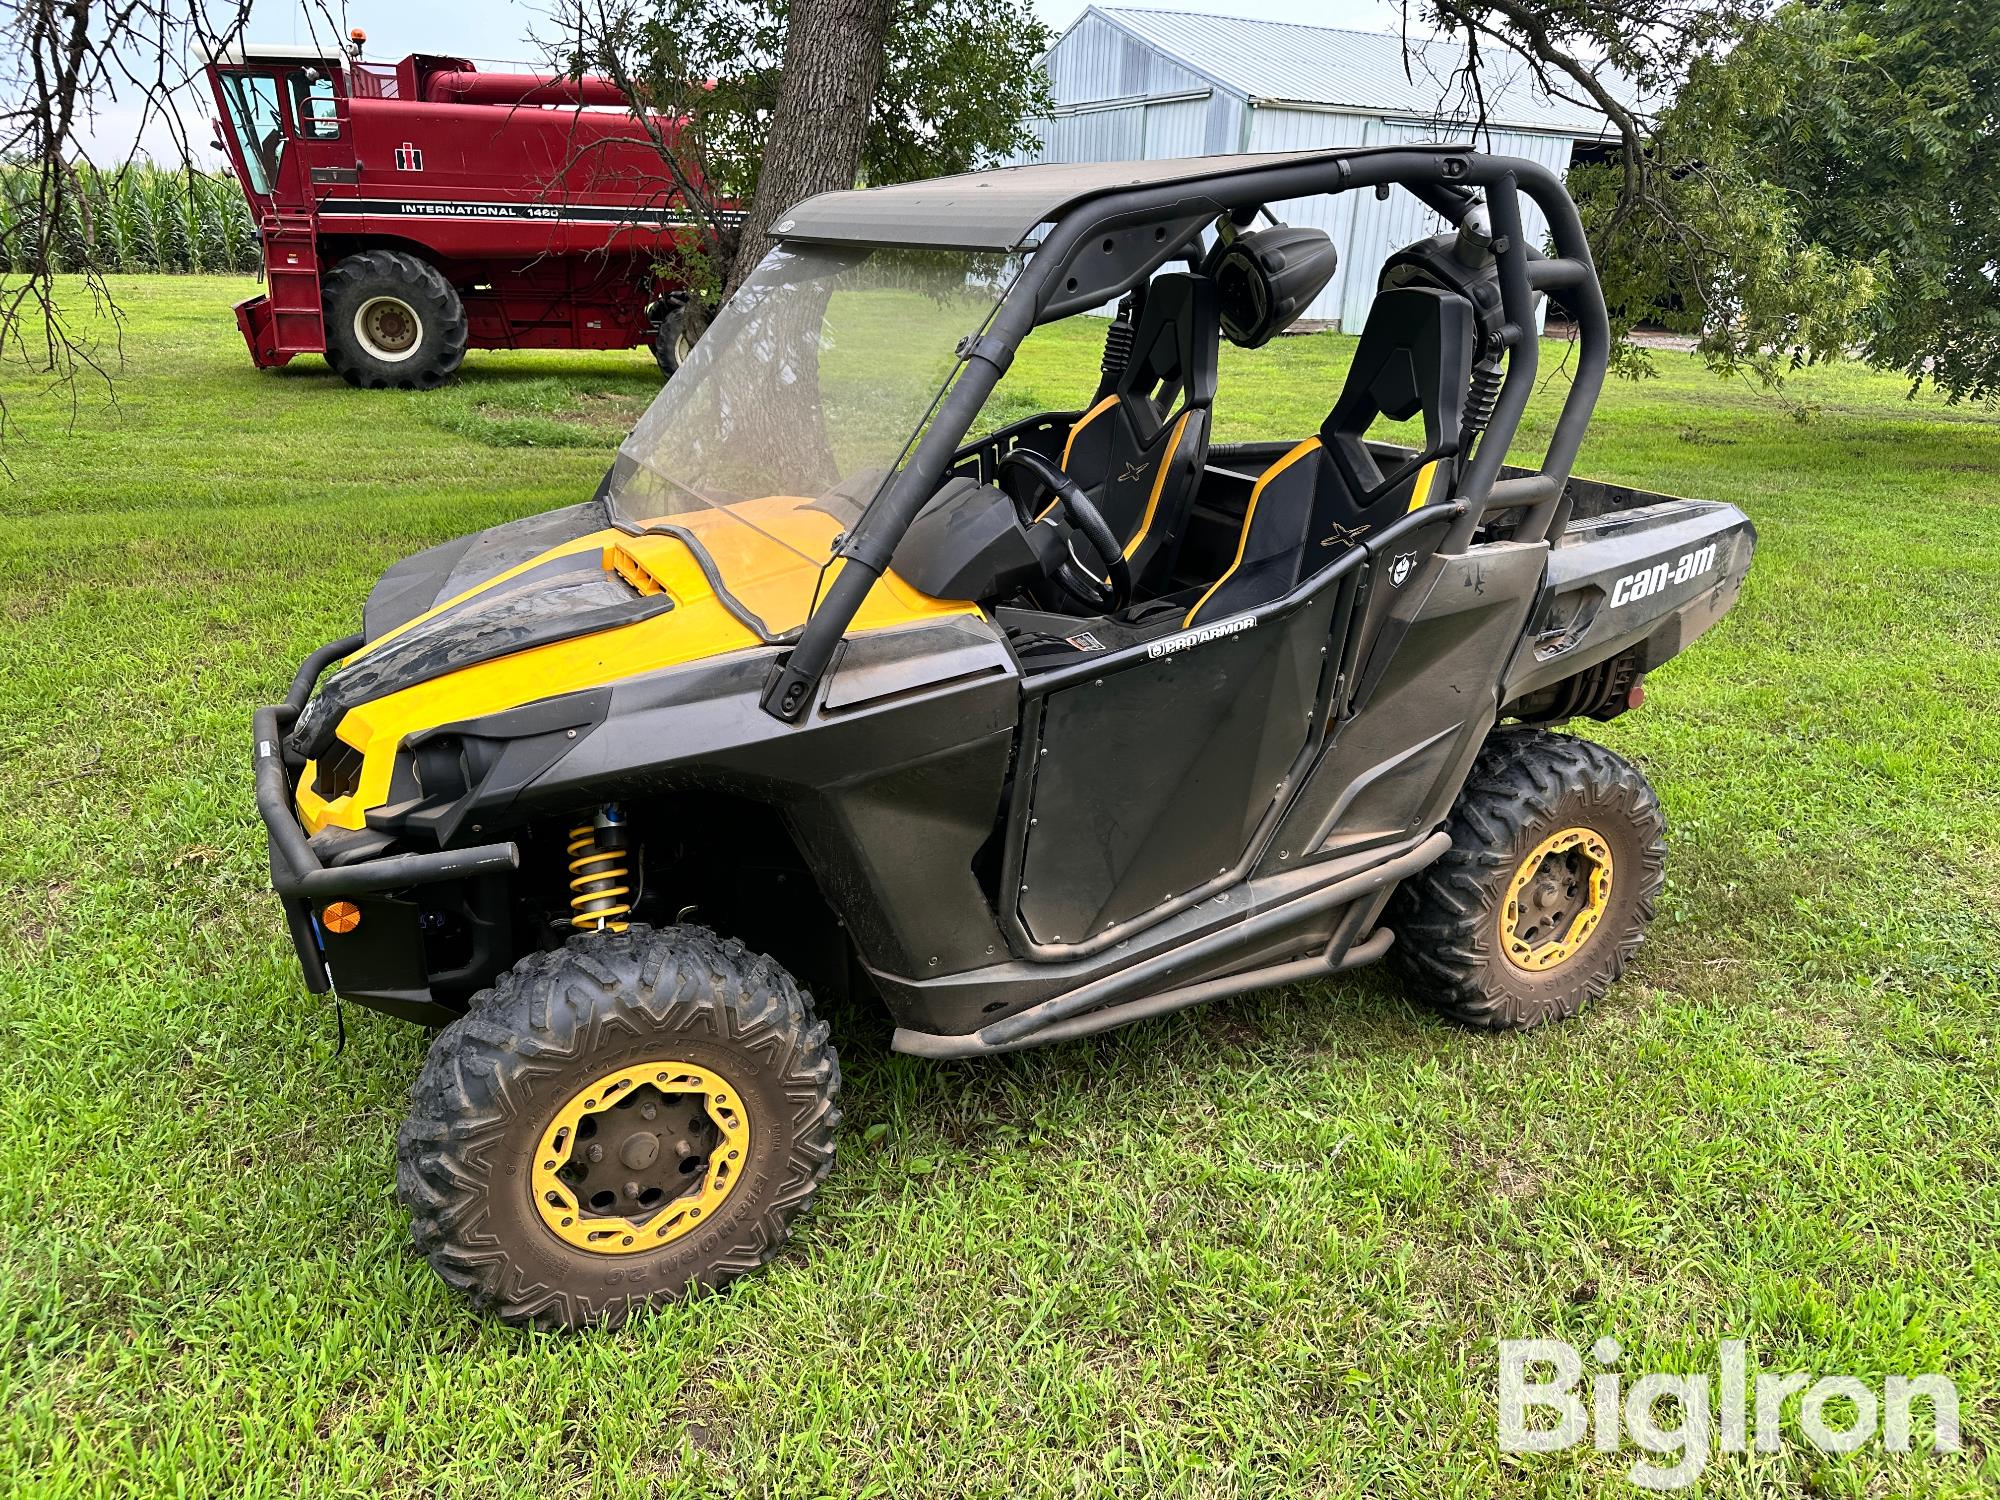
[90,0,1420,163]
[282,0,1411,63]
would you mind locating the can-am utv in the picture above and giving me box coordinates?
[253,147,1754,1328]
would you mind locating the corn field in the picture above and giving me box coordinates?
[0,164,260,276]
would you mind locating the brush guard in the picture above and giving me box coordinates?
[254,634,520,998]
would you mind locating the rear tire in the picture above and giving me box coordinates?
[1388,729,1666,1030]
[322,249,467,390]
[396,924,840,1329]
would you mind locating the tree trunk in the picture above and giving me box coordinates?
[724,0,893,295]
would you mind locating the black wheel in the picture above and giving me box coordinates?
[651,301,695,378]
[1388,729,1666,1030]
[321,249,468,390]
[395,924,840,1329]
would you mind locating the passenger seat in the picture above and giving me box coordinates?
[1184,285,1473,626]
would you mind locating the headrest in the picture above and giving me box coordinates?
[1117,272,1219,413]
[1320,286,1474,456]
[1208,225,1338,348]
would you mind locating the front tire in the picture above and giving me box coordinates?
[396,925,839,1329]
[651,301,697,378]
[322,249,468,390]
[1388,729,1666,1030]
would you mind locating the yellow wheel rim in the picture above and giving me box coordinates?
[1499,826,1614,973]
[530,1060,750,1256]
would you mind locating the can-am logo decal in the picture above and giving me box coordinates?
[1389,551,1418,587]
[1611,542,1719,608]
[1147,613,1256,659]
[393,142,423,171]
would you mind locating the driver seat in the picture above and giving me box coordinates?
[1052,274,1219,597]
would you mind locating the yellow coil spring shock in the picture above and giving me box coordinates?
[567,807,633,932]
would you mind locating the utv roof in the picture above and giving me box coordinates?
[774,146,1457,252]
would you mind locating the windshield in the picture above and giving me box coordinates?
[604,243,1020,635]
[221,72,284,195]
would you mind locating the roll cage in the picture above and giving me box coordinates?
[757,145,1608,722]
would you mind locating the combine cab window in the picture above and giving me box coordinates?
[221,73,284,194]
[290,72,340,141]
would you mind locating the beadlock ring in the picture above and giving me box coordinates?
[1499,825,1615,972]
[529,1060,750,1255]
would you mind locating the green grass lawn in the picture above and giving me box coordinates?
[2,275,1997,1497]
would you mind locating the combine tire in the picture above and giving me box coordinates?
[651,301,697,378]
[1388,729,1666,1030]
[322,250,467,390]
[396,924,840,1330]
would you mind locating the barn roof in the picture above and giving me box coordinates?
[1076,6,1631,138]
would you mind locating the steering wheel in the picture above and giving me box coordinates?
[997,449,1133,614]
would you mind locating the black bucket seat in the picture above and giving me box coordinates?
[1050,273,1220,599]
[1185,285,1473,626]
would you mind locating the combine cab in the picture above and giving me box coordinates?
[200,35,721,387]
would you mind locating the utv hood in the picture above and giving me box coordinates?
[287,497,975,834]
[287,546,674,765]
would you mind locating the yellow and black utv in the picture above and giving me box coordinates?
[254,148,1754,1328]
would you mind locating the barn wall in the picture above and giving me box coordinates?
[1243,107,1370,323]
[1013,17,1587,328]
[1243,107,1576,326]
[1014,13,1243,166]
[1041,10,1209,100]
[1334,118,1575,329]
[1142,96,1210,159]
[1022,105,1145,164]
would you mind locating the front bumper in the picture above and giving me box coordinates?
[254,635,520,1017]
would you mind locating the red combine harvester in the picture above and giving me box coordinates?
[200,34,720,388]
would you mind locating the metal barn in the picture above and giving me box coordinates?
[1015,7,1616,328]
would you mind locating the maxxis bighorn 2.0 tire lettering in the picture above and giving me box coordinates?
[321,249,468,390]
[1388,728,1667,1030]
[395,924,840,1329]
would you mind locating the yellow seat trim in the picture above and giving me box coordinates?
[1060,393,1121,469]
[1123,410,1193,562]
[1034,394,1124,523]
[1183,437,1322,628]
[1038,399,1197,575]
[1407,459,1442,512]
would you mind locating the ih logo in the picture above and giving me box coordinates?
[393,141,424,172]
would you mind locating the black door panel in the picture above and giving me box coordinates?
[1017,592,1339,944]
[1275,541,1548,865]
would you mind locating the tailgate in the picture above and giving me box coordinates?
[1502,496,1755,704]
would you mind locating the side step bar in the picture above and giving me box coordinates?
[893,831,1448,1058]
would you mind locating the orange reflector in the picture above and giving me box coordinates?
[322,901,361,934]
